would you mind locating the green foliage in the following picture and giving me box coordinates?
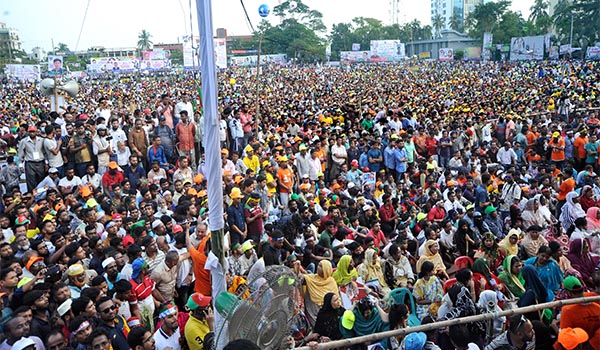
[553,0,600,50]
[137,30,153,52]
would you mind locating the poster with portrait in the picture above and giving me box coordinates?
[6,64,41,81]
[438,48,454,61]
[510,36,544,61]
[47,55,64,76]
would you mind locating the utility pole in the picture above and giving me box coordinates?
[569,14,574,58]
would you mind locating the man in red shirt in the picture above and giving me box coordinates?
[379,194,398,236]
[102,161,124,194]
[366,221,387,250]
[427,200,446,223]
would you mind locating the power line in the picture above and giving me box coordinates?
[75,0,92,51]
[239,0,256,33]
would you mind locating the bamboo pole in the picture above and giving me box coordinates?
[295,295,600,350]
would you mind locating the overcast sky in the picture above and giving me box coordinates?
[3,0,534,52]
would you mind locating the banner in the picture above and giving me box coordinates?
[5,64,41,81]
[369,40,406,61]
[142,49,169,61]
[340,51,371,63]
[140,59,172,71]
[418,52,431,59]
[560,44,572,54]
[47,55,64,76]
[510,35,544,61]
[483,32,493,49]
[214,38,227,69]
[463,47,481,61]
[439,48,454,61]
[587,46,600,60]
[229,54,287,66]
[88,57,139,73]
[352,43,360,51]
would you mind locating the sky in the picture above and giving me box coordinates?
[2,0,535,52]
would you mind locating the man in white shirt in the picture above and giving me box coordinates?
[94,98,112,119]
[153,303,181,350]
[175,94,194,119]
[496,142,517,168]
[109,118,127,151]
[58,167,83,196]
[330,137,347,179]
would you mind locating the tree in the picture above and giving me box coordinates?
[432,14,445,38]
[273,0,326,33]
[468,0,510,40]
[552,0,600,51]
[529,0,552,34]
[448,13,463,32]
[137,30,153,52]
[54,43,70,54]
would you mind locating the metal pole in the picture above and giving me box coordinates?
[255,32,263,129]
[569,14,573,58]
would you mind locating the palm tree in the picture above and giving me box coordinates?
[137,30,153,52]
[432,14,445,38]
[54,43,70,54]
[448,13,463,32]
[529,0,548,22]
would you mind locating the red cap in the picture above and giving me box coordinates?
[122,235,135,248]
[28,126,37,132]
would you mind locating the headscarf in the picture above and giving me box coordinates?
[304,260,339,306]
[480,232,500,262]
[359,248,388,288]
[499,229,520,257]
[521,197,544,228]
[520,265,550,303]
[416,240,446,274]
[228,276,251,299]
[566,238,599,280]
[472,258,494,284]
[332,255,359,286]
[559,191,586,231]
[498,255,525,297]
[585,206,600,230]
[313,292,344,340]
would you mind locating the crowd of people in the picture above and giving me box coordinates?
[0,59,600,350]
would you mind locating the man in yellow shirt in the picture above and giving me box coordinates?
[242,145,259,173]
[185,293,215,350]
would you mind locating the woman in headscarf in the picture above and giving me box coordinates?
[477,290,506,342]
[524,245,563,294]
[498,229,520,257]
[518,265,553,320]
[566,238,600,286]
[559,191,586,232]
[578,185,597,212]
[357,248,390,296]
[416,240,449,280]
[412,261,444,320]
[307,292,344,342]
[472,258,503,295]
[474,232,504,271]
[340,296,390,349]
[498,255,526,299]
[537,194,557,228]
[584,206,600,254]
[332,254,359,286]
[521,197,546,228]
[303,260,340,326]
[454,218,477,258]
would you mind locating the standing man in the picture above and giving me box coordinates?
[176,110,197,170]
[153,116,175,162]
[129,119,149,168]
[18,126,45,192]
[175,94,193,121]
[330,137,347,180]
[68,121,93,177]
[239,103,253,149]
[92,124,113,175]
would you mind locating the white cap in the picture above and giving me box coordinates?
[102,257,116,269]
[152,220,163,229]
[347,182,356,189]
[57,299,73,316]
[362,205,372,211]
[12,338,36,350]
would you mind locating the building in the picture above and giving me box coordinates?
[405,29,478,59]
[29,47,47,62]
[154,43,183,53]
[431,0,491,32]
[0,22,22,62]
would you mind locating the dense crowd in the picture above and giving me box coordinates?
[0,60,599,350]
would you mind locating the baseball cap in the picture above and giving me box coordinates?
[351,160,359,167]
[241,240,254,253]
[404,332,427,350]
[552,131,560,138]
[57,299,73,316]
[26,256,44,270]
[230,188,244,199]
[298,144,308,151]
[97,124,107,131]
[131,258,148,279]
[187,293,212,310]
[484,206,497,215]
[12,338,36,350]
[27,126,37,132]
[341,310,355,330]
[48,167,59,174]
[108,161,119,169]
[557,328,589,350]
[563,276,584,292]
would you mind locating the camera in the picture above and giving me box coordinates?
[106,136,113,141]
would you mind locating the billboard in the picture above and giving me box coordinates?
[229,54,287,66]
[369,40,406,61]
[5,64,41,81]
[510,35,544,61]
[587,46,600,60]
[214,38,227,69]
[88,57,139,73]
[47,55,64,76]
[439,48,454,61]
[140,59,172,71]
[142,49,169,61]
[464,47,481,61]
[340,51,371,63]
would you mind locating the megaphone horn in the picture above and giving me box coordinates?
[39,78,55,96]
[58,81,79,97]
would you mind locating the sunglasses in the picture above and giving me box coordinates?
[102,304,117,314]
